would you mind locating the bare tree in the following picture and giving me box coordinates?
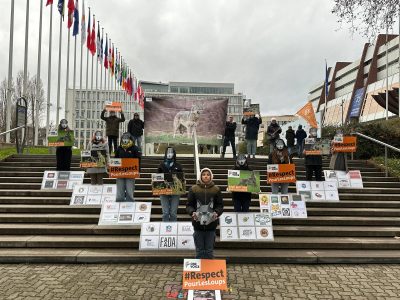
[332,0,400,40]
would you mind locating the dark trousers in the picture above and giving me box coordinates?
[222,136,236,157]
[193,230,216,259]
[107,135,118,154]
[90,173,105,185]
[306,165,323,181]
[56,147,72,171]
[233,197,251,212]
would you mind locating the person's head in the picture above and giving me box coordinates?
[336,129,343,135]
[271,117,277,124]
[309,127,318,137]
[228,115,233,122]
[59,119,68,129]
[275,138,286,151]
[298,125,302,130]
[288,126,292,130]
[109,111,116,117]
[120,132,134,148]
[165,147,176,161]
[94,130,103,142]
[134,113,139,119]
[235,154,248,167]
[200,168,213,184]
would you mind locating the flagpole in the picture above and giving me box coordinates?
[90,19,94,139]
[65,27,71,125]
[34,0,43,146]
[323,59,328,126]
[22,0,29,149]
[78,39,83,149]
[5,0,15,143]
[95,21,99,134]
[72,34,77,145]
[56,13,63,125]
[84,8,90,148]
[46,3,53,144]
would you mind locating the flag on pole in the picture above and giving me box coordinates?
[72,0,79,36]
[104,35,108,69]
[46,0,54,6]
[296,102,318,128]
[111,45,115,75]
[96,22,101,60]
[80,0,86,44]
[86,10,91,50]
[67,0,75,28]
[57,0,65,19]
[99,27,103,62]
[90,15,96,55]
[109,40,112,71]
[325,61,329,99]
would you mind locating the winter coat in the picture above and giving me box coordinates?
[224,121,236,138]
[101,110,125,137]
[267,123,282,143]
[295,128,307,144]
[127,119,144,137]
[186,181,223,231]
[303,136,322,166]
[242,116,262,140]
[157,148,183,174]
[268,148,291,164]
[86,141,110,174]
[285,129,295,147]
[330,152,348,171]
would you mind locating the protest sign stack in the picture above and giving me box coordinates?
[70,184,116,205]
[139,222,195,250]
[98,201,152,225]
[151,173,186,196]
[324,170,363,188]
[296,180,339,201]
[227,170,260,193]
[41,171,85,190]
[259,193,307,218]
[219,212,274,241]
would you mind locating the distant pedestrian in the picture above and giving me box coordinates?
[221,115,237,158]
[267,118,282,154]
[127,113,144,151]
[285,126,296,156]
[295,125,307,158]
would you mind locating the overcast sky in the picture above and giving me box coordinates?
[0,0,393,121]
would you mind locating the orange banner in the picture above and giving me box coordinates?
[267,164,296,183]
[109,158,139,178]
[332,136,357,153]
[105,102,123,112]
[296,102,318,128]
[182,259,227,291]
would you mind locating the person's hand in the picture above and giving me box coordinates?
[212,212,218,220]
[192,212,198,221]
[226,187,230,192]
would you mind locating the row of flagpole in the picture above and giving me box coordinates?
[5,0,145,145]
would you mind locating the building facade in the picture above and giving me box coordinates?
[307,34,399,126]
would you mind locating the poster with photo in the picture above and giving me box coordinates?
[304,138,330,155]
[80,150,108,168]
[70,184,117,205]
[258,194,307,219]
[324,170,363,188]
[41,171,85,190]
[151,173,186,196]
[296,180,340,202]
[227,170,260,193]
[187,290,221,300]
[47,130,75,147]
[98,202,152,225]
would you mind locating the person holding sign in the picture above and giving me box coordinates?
[157,147,184,221]
[230,154,252,212]
[56,119,73,171]
[127,113,145,151]
[114,132,141,202]
[86,131,110,185]
[267,118,282,154]
[303,127,323,181]
[268,139,291,194]
[241,113,262,159]
[101,109,125,155]
[186,168,223,259]
[329,129,348,172]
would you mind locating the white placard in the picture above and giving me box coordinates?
[255,227,274,240]
[238,227,257,240]
[178,222,195,235]
[311,191,326,201]
[42,171,85,191]
[311,181,324,191]
[86,195,102,205]
[159,222,178,235]
[140,235,159,250]
[98,201,152,225]
[219,213,238,227]
[237,213,255,226]
[142,222,161,236]
[219,227,239,240]
[296,181,311,191]
[177,235,195,250]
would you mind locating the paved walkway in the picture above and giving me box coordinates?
[0,264,399,299]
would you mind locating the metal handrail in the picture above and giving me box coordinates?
[0,126,25,137]
[352,131,400,177]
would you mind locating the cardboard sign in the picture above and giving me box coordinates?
[151,173,186,196]
[109,158,139,178]
[304,138,330,155]
[98,201,152,225]
[70,184,116,205]
[323,170,363,188]
[227,170,260,193]
[259,193,307,218]
[267,164,296,183]
[182,259,227,291]
[105,101,122,112]
[80,150,108,168]
[332,136,357,153]
[41,171,84,190]
[48,130,75,147]
[296,180,339,201]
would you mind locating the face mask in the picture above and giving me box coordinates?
[110,112,116,117]
[166,149,174,160]
[95,135,102,141]
[238,158,246,166]
[276,141,284,150]
[60,120,68,129]
[122,138,130,144]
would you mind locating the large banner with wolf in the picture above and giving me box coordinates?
[144,97,229,145]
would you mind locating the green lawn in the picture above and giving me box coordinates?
[371,157,400,178]
[0,147,81,161]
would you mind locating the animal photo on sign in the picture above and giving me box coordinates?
[152,173,186,196]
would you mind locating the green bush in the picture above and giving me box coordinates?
[321,118,400,159]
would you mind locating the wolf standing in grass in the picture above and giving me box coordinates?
[186,168,223,259]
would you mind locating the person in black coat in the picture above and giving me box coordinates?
[157,147,184,222]
[285,126,296,156]
[221,115,237,158]
[303,127,323,181]
[267,118,282,154]
[295,125,307,158]
[127,113,144,151]
[56,119,72,171]
[230,154,252,212]
[242,114,262,158]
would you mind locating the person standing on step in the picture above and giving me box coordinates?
[101,109,125,155]
[295,125,307,158]
[221,115,237,159]
[230,154,252,212]
[186,168,223,259]
[157,147,184,221]
[56,119,73,171]
[86,131,110,185]
[127,113,144,151]
[329,129,348,172]
[285,126,296,157]
[242,113,262,159]
[303,127,323,181]
[115,132,141,202]
[269,139,291,194]
[267,117,282,154]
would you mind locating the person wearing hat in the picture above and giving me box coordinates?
[268,139,291,194]
[186,168,223,259]
[267,117,282,154]
[56,119,73,171]
[101,109,125,155]
[303,127,323,181]
[128,113,144,151]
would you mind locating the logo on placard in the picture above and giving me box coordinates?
[181,239,189,246]
[166,225,172,233]
[146,224,155,233]
[181,225,192,233]
[145,238,157,247]
[139,204,147,211]
[242,229,253,237]
[224,216,233,224]
[184,259,201,271]
[260,228,269,237]
[255,214,270,225]
[242,216,249,223]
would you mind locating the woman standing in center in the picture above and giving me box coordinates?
[231,154,252,212]
[86,131,109,185]
[186,168,224,259]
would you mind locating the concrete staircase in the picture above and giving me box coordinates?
[0,154,399,263]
